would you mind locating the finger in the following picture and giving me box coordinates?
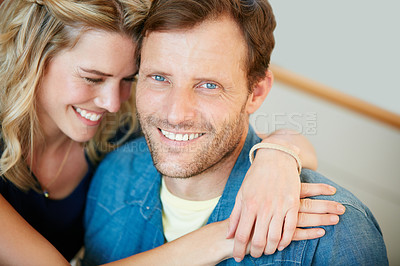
[232,209,256,262]
[297,213,339,227]
[300,199,346,215]
[249,213,270,258]
[300,183,336,198]
[277,208,297,251]
[264,214,284,255]
[292,228,326,241]
[227,195,243,239]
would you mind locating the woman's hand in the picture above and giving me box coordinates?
[241,184,345,259]
[227,129,318,262]
[292,183,345,240]
[228,181,344,262]
[227,147,301,261]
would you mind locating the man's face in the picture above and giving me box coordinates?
[136,16,252,178]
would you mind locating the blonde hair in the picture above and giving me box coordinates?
[0,0,149,192]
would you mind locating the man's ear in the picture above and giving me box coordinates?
[246,69,273,114]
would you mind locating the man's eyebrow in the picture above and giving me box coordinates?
[79,67,113,77]
[139,67,170,77]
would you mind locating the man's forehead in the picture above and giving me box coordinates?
[141,16,247,61]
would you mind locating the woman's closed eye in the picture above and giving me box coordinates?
[83,77,103,84]
[123,76,136,83]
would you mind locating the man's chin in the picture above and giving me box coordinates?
[155,163,192,179]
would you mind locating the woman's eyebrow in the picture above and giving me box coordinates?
[79,67,113,77]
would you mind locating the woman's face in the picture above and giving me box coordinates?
[37,30,137,142]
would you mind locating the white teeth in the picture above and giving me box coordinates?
[175,134,183,141]
[89,114,98,121]
[74,107,102,122]
[161,129,203,141]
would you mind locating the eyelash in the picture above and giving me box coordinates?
[83,77,102,84]
[84,77,136,84]
[123,77,136,82]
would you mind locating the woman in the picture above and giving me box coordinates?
[0,0,340,265]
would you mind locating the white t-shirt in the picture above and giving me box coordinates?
[161,178,221,242]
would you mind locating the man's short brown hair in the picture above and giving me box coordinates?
[136,0,276,90]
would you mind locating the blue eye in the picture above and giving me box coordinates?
[153,75,166,82]
[201,83,218,90]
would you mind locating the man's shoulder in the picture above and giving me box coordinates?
[298,169,388,265]
[103,136,151,164]
[88,137,157,204]
[299,168,384,234]
[84,138,164,265]
[95,137,153,177]
[218,169,388,265]
[300,169,370,213]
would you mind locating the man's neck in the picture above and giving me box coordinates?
[163,128,248,201]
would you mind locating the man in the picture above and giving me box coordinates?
[84,0,387,264]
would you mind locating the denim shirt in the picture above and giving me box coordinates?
[83,126,388,265]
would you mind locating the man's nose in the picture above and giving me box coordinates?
[166,86,196,125]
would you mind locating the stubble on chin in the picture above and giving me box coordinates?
[138,112,247,179]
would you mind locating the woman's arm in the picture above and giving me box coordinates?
[228,129,317,261]
[261,129,317,170]
[0,195,69,265]
[103,220,233,266]
[104,183,344,266]
[0,182,340,266]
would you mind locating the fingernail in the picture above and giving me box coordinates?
[331,215,339,223]
[234,257,242,262]
[264,249,272,255]
[330,186,336,194]
[278,245,284,251]
[317,229,325,236]
[337,205,346,213]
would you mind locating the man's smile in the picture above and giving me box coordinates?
[159,128,205,142]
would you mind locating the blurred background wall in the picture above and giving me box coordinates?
[250,0,400,264]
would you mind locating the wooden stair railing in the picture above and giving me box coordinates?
[270,64,400,130]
